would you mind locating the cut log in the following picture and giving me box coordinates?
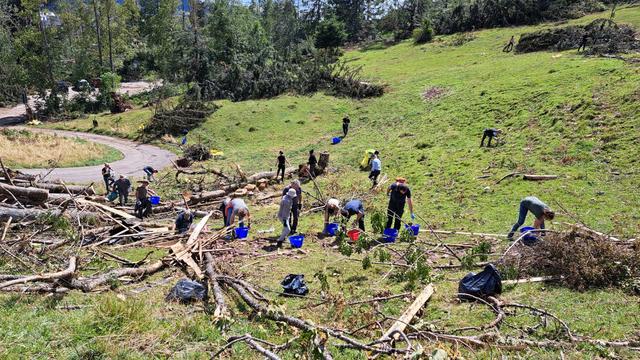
[0,207,96,222]
[0,183,48,205]
[189,190,227,205]
[522,174,559,181]
[380,283,434,341]
[318,151,330,170]
[246,167,296,184]
[32,182,95,195]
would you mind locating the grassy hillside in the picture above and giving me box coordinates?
[17,6,640,359]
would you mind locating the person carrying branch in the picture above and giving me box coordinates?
[369,151,381,187]
[323,198,341,233]
[174,209,194,234]
[282,180,302,234]
[134,180,156,219]
[275,151,289,183]
[480,128,502,147]
[386,178,415,230]
[277,188,298,248]
[507,196,555,240]
[341,199,365,231]
[113,175,131,206]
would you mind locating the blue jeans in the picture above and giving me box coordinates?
[509,202,544,238]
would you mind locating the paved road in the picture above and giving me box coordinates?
[12,127,177,185]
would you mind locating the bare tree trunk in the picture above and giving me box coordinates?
[93,0,103,67]
[0,183,48,205]
[105,0,114,72]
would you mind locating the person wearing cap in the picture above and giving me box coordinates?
[276,188,297,247]
[174,209,194,234]
[308,149,318,177]
[507,196,555,240]
[143,165,158,182]
[386,178,415,230]
[323,198,341,233]
[134,180,156,219]
[101,163,114,194]
[282,180,302,234]
[225,191,251,228]
[341,199,365,231]
[275,151,289,183]
[369,151,381,187]
[113,174,131,206]
[342,116,351,137]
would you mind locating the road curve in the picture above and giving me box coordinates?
[12,127,177,185]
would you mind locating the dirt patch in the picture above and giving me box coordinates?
[422,86,449,102]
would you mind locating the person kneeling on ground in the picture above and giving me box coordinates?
[225,192,251,229]
[480,128,502,147]
[277,188,297,247]
[174,209,194,234]
[340,199,365,231]
[386,178,415,230]
[134,180,156,219]
[508,196,555,240]
[323,198,342,233]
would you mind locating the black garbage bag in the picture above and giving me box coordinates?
[165,278,207,303]
[458,264,502,300]
[281,274,309,296]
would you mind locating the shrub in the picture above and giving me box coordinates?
[315,18,347,49]
[413,19,434,44]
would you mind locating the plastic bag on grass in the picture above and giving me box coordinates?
[281,274,309,296]
[458,264,502,300]
[165,279,207,303]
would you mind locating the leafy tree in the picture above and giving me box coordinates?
[314,17,347,48]
[413,18,434,44]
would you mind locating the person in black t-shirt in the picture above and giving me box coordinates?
[342,116,351,137]
[275,151,288,183]
[386,178,415,230]
[308,149,318,177]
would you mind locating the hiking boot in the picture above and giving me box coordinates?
[276,241,283,248]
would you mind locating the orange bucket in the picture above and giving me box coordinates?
[347,229,361,242]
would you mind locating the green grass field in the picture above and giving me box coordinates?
[14,6,640,359]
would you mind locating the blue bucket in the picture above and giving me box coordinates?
[289,235,304,248]
[383,228,398,243]
[325,223,339,236]
[405,224,420,236]
[332,137,342,144]
[235,226,249,239]
[520,226,539,245]
[150,196,161,205]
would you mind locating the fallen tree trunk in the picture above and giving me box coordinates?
[0,207,95,222]
[0,257,77,289]
[204,252,227,318]
[32,182,95,195]
[68,260,166,292]
[246,167,296,184]
[0,183,48,205]
[522,174,558,181]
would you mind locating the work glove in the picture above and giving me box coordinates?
[411,213,416,220]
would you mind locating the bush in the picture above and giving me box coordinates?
[413,19,434,44]
[315,18,347,49]
[502,229,639,291]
